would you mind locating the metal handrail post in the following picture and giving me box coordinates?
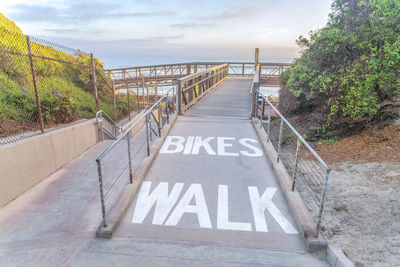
[177,80,182,115]
[291,138,301,191]
[316,169,331,237]
[157,102,162,137]
[267,104,272,142]
[149,112,153,142]
[260,97,265,128]
[166,98,170,124]
[99,113,104,141]
[96,159,107,227]
[127,132,133,183]
[145,110,150,156]
[277,119,284,162]
[252,88,258,118]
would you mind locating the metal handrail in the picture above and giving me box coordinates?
[256,89,329,170]
[95,110,123,140]
[96,90,172,161]
[96,88,175,227]
[254,88,331,237]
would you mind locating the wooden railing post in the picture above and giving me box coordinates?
[255,48,259,66]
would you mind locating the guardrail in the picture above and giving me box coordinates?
[176,64,228,114]
[254,89,331,237]
[106,62,290,89]
[95,110,123,140]
[95,88,175,227]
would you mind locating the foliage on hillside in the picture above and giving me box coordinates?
[0,14,132,135]
[280,0,400,139]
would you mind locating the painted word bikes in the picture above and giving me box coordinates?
[132,182,298,234]
[160,136,263,157]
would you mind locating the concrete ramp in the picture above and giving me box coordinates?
[117,115,305,252]
[70,78,328,266]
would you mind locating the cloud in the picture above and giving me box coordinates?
[8,2,175,24]
[199,4,265,21]
[44,28,106,34]
[171,3,265,30]
[153,34,184,40]
[170,22,215,28]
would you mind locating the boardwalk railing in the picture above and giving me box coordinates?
[95,89,175,227]
[254,89,331,237]
[106,62,290,88]
[176,64,228,114]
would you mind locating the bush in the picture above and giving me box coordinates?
[280,0,400,138]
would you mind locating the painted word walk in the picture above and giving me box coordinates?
[160,136,263,157]
[132,182,298,234]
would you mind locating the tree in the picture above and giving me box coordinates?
[280,0,400,138]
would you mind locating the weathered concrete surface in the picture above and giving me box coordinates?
[96,114,177,238]
[0,119,99,208]
[68,238,330,267]
[117,116,306,252]
[0,126,148,266]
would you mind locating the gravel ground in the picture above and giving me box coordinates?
[320,161,400,267]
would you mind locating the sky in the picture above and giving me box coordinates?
[0,0,333,68]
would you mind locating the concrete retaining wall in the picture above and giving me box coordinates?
[0,119,99,208]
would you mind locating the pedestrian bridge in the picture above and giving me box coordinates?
[0,62,332,266]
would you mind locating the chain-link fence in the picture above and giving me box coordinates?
[0,26,134,146]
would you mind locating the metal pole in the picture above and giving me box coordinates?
[291,138,301,191]
[267,104,272,142]
[96,159,107,227]
[26,36,45,133]
[177,80,182,115]
[112,81,117,123]
[145,109,150,156]
[277,119,284,162]
[90,53,99,111]
[99,112,104,141]
[126,82,131,121]
[316,169,331,237]
[251,85,258,118]
[146,85,149,105]
[142,75,145,108]
[260,97,265,128]
[136,82,140,112]
[157,102,162,137]
[166,98,170,124]
[127,132,133,184]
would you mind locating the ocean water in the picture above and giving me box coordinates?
[101,55,291,69]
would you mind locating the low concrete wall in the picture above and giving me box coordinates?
[0,119,99,208]
[122,110,147,138]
